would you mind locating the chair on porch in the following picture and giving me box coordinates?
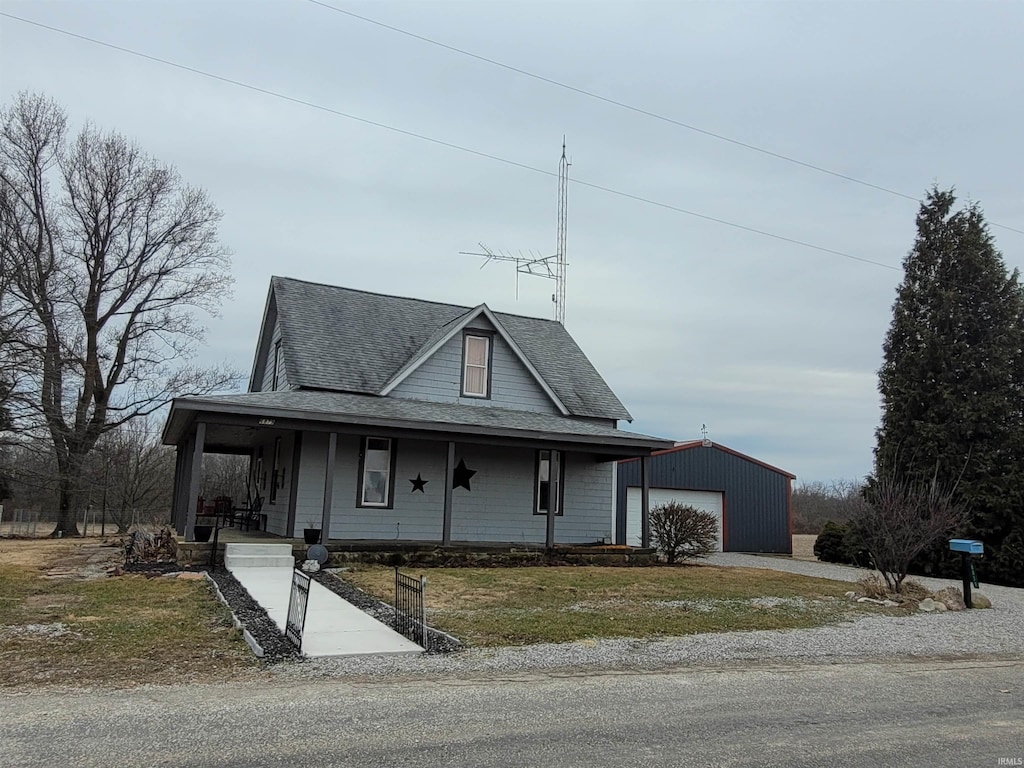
[234,493,264,532]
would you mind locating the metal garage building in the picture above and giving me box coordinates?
[616,441,795,553]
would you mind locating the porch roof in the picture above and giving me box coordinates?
[162,390,673,454]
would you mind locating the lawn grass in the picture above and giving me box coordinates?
[343,564,879,647]
[0,541,258,688]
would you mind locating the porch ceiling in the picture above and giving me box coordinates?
[163,390,674,456]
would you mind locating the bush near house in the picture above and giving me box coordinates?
[649,502,718,564]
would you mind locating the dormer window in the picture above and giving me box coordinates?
[462,333,491,398]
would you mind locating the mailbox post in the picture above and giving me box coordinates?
[948,539,984,608]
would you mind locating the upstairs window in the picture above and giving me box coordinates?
[534,450,564,516]
[359,437,396,508]
[462,333,491,398]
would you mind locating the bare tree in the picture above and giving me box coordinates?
[649,502,718,564]
[0,92,235,536]
[201,453,250,504]
[792,479,865,534]
[85,418,175,532]
[853,472,969,593]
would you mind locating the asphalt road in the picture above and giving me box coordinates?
[2,660,1022,768]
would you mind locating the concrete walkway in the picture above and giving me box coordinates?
[225,545,422,658]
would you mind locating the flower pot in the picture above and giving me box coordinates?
[303,528,321,545]
[194,525,213,543]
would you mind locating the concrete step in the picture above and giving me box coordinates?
[225,554,295,569]
[224,543,294,558]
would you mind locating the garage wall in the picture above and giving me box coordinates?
[616,444,792,553]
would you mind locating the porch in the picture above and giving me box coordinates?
[162,391,672,549]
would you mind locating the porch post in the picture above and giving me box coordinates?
[442,441,455,546]
[185,422,206,542]
[320,432,337,542]
[170,446,185,535]
[640,454,651,549]
[545,450,559,551]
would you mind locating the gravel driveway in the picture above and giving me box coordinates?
[273,556,1024,681]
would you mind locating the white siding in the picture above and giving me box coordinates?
[259,320,288,392]
[390,323,560,414]
[290,434,614,544]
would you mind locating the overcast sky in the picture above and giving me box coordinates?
[2,0,1021,484]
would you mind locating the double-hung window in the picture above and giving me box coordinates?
[462,334,491,398]
[359,437,395,508]
[534,450,564,516]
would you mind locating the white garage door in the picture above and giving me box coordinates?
[625,488,724,551]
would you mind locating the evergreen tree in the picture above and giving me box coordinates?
[876,188,1024,586]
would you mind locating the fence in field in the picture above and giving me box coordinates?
[2,509,40,537]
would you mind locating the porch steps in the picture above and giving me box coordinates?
[224,543,295,569]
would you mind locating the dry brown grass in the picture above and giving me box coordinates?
[792,534,818,561]
[0,536,259,689]
[344,563,880,647]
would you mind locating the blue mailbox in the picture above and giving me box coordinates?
[949,538,984,608]
[949,539,984,555]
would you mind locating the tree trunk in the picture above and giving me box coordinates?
[50,455,83,537]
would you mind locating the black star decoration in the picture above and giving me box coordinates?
[409,473,428,493]
[452,459,477,491]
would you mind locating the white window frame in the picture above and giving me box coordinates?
[462,334,491,398]
[359,437,394,508]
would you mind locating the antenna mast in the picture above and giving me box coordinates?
[555,139,569,325]
[461,142,571,325]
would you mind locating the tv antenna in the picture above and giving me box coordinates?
[462,141,571,325]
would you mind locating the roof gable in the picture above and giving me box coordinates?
[265,276,633,420]
[379,304,569,415]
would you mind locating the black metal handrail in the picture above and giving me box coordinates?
[286,569,312,649]
[394,568,428,649]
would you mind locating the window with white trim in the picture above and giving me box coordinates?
[535,449,563,515]
[359,437,394,507]
[462,334,490,397]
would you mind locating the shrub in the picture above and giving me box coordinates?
[814,521,849,563]
[649,502,718,564]
[813,521,872,567]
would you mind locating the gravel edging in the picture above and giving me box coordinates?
[312,569,462,654]
[205,568,300,663]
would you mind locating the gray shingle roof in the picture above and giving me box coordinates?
[269,277,632,421]
[172,390,668,448]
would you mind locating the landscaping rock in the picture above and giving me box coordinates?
[918,598,938,612]
[934,601,947,612]
[971,593,992,609]
[857,597,887,605]
[301,560,321,573]
[933,586,966,611]
[882,600,899,607]
[844,591,857,599]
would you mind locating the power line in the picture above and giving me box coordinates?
[0,11,900,271]
[302,0,1024,239]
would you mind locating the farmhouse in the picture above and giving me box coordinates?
[162,277,673,545]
